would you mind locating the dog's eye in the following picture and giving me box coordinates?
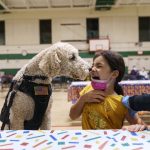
[70,54,76,61]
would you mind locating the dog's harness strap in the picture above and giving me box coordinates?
[1,91,16,130]
[23,75,48,81]
[0,81,17,130]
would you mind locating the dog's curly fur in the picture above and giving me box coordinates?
[1,42,90,130]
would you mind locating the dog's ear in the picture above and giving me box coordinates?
[39,51,61,76]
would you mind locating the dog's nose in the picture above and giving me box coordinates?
[89,68,92,72]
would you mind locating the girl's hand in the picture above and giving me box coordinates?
[80,90,106,103]
[122,124,147,132]
[69,90,106,120]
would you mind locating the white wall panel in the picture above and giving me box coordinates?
[6,19,39,45]
[0,59,29,69]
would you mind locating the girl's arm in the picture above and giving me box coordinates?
[69,95,85,120]
[122,111,148,132]
[69,90,106,120]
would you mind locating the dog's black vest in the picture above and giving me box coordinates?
[0,76,52,130]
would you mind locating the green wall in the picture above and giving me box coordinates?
[0,51,150,60]
[0,50,150,75]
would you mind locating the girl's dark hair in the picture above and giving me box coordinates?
[94,50,125,95]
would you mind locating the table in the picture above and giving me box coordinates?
[0,130,150,150]
[68,80,150,103]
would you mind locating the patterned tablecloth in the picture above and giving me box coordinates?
[0,130,150,150]
[68,80,150,103]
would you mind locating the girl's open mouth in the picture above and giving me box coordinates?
[91,76,100,80]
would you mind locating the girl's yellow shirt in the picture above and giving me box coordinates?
[80,84,127,129]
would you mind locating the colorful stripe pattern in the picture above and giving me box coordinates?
[0,130,150,149]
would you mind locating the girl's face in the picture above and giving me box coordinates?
[90,55,113,80]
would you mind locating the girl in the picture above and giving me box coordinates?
[69,50,147,131]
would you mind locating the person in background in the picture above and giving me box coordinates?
[148,71,150,79]
[139,67,149,80]
[129,65,139,80]
[69,50,147,131]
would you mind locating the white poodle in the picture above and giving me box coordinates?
[0,42,90,130]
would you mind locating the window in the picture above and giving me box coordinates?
[86,18,99,41]
[40,19,52,44]
[0,21,5,45]
[139,17,150,41]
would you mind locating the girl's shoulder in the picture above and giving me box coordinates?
[80,84,93,96]
[107,94,123,102]
[106,95,127,111]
